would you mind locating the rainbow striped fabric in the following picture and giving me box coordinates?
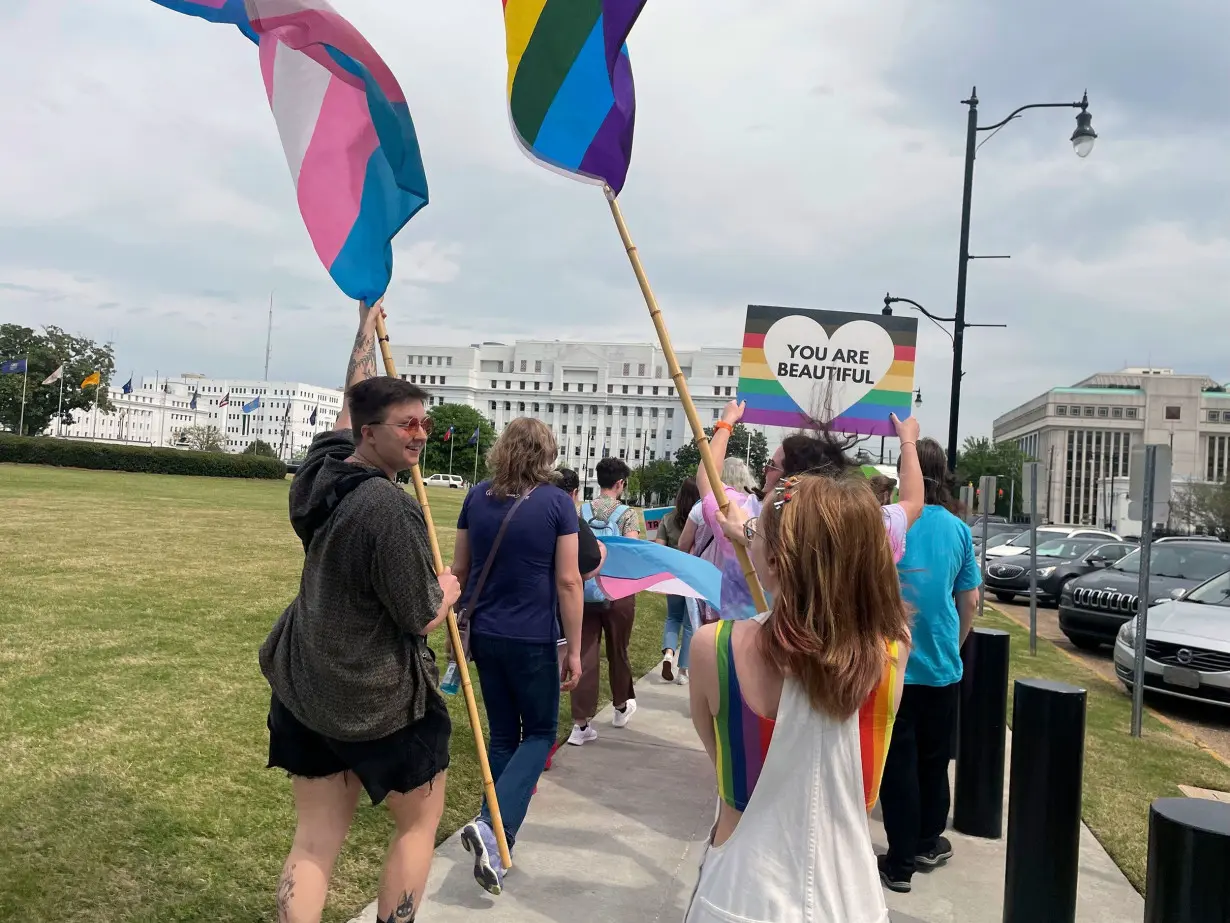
[502,0,647,195]
[149,0,428,303]
[738,305,918,437]
[858,640,901,812]
[713,620,774,812]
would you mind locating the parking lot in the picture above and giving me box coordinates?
[991,598,1230,766]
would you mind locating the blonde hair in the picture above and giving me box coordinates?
[759,474,911,719]
[486,418,558,498]
[722,457,759,494]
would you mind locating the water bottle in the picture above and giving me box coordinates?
[440,661,460,696]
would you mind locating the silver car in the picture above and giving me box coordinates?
[1113,570,1230,708]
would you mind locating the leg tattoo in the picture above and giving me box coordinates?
[390,890,417,923]
[276,864,296,923]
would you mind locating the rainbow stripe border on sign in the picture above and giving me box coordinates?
[736,305,918,437]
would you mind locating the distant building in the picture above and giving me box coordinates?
[56,374,343,460]
[386,338,747,484]
[992,367,1230,531]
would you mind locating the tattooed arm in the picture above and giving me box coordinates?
[334,300,383,432]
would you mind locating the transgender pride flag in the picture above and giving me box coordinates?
[149,0,428,303]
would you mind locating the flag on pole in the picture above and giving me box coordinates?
[219,392,231,408]
[308,405,318,426]
[1,358,27,374]
[594,536,721,607]
[42,365,63,385]
[242,396,261,414]
[122,377,133,394]
[467,427,481,446]
[443,425,454,442]
[81,371,101,388]
[190,390,199,410]
[502,0,648,195]
[148,0,429,302]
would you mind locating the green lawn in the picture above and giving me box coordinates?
[0,464,666,923]
[982,607,1230,892]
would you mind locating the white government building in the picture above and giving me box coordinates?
[57,374,342,460]
[387,338,746,481]
[992,366,1230,532]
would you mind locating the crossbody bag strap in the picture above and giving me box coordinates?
[460,486,536,625]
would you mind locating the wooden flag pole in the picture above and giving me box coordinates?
[603,186,768,613]
[372,311,514,872]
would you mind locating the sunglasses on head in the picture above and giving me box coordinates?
[375,416,434,436]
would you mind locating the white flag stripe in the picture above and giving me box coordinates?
[42,364,63,385]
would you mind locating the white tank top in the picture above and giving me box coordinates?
[685,675,889,923]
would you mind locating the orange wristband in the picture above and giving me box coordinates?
[714,421,733,434]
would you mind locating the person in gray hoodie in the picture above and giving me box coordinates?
[259,302,460,923]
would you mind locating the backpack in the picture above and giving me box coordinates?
[581,500,631,603]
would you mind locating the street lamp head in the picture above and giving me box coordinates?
[914,390,923,407]
[1071,91,1096,158]
[882,293,893,316]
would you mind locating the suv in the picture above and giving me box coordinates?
[984,526,1120,559]
[1058,540,1230,649]
[424,473,465,489]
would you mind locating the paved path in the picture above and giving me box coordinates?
[348,667,1143,923]
[995,599,1230,766]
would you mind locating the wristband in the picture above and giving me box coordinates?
[900,440,917,448]
[714,420,733,434]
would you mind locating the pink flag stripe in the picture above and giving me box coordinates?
[598,574,706,600]
[186,0,228,7]
[246,2,407,103]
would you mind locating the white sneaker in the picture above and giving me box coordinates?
[676,672,690,686]
[567,723,598,746]
[612,699,637,728]
[661,651,676,682]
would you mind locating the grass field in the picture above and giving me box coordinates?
[0,464,667,923]
[983,607,1230,892]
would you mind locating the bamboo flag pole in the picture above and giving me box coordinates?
[371,310,514,872]
[603,186,768,613]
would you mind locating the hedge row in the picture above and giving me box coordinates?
[0,434,287,480]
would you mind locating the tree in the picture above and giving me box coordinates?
[672,423,770,483]
[243,439,278,458]
[181,425,225,453]
[0,324,115,436]
[955,436,1035,518]
[1172,480,1230,538]
[627,459,679,506]
[425,403,497,482]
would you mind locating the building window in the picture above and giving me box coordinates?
[447,357,453,367]
[635,408,643,417]
[440,377,446,385]
[427,357,433,366]
[518,402,525,411]
[651,408,659,418]
[620,407,628,416]
[712,409,720,420]
[535,360,542,373]
[714,387,721,396]
[1210,410,1221,423]
[1070,406,1080,415]
[575,426,581,435]
[605,427,612,436]
[1082,407,1095,417]
[563,383,569,391]
[497,361,504,373]
[622,363,630,376]
[520,360,527,372]
[637,386,644,395]
[717,367,724,377]
[1126,408,1138,419]
[622,385,629,394]
[668,388,674,397]
[725,387,733,396]
[634,450,641,460]
[533,403,540,412]
[619,449,626,459]
[1165,405,1181,421]
[621,428,627,437]
[665,430,673,440]
[1056,406,1067,416]
[503,401,511,411]
[491,380,497,389]
[638,363,646,376]
[547,403,554,412]
[506,381,512,389]
[1097,406,1108,417]
[729,366,736,376]
[590,405,598,414]
[607,385,614,393]
[605,407,613,416]
[534,382,540,391]
[1112,407,1123,418]
[652,386,659,396]
[519,381,525,390]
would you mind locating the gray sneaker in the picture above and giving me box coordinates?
[461,819,504,895]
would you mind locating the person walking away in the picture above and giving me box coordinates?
[260,302,460,923]
[877,438,981,893]
[450,419,585,895]
[656,477,699,682]
[685,474,912,922]
[569,456,642,745]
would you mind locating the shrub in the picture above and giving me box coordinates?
[0,434,286,480]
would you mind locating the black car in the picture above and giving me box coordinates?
[1058,541,1230,650]
[983,539,1134,605]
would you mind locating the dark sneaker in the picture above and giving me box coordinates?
[878,854,912,893]
[461,819,504,895]
[916,836,954,869]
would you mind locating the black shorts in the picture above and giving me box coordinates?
[266,693,451,805]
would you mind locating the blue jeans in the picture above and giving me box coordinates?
[661,595,693,670]
[470,634,561,848]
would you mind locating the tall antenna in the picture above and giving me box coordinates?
[264,292,274,380]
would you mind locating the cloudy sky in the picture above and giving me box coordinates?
[2,0,1226,442]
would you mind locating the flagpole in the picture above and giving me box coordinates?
[56,373,64,437]
[92,382,102,441]
[18,354,28,437]
[372,310,512,872]
[604,186,766,612]
[472,433,480,486]
[448,433,455,476]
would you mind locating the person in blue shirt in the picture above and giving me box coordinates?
[450,418,585,896]
[878,438,981,893]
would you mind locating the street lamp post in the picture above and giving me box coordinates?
[946,87,1097,469]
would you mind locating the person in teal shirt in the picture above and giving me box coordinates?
[878,438,981,893]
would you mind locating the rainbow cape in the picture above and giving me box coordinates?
[859,640,901,812]
[595,536,722,608]
[502,0,647,195]
[149,0,428,303]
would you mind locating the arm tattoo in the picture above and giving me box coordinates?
[276,864,296,923]
[346,327,378,388]
[390,890,417,922]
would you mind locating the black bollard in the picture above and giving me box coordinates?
[1145,797,1230,922]
[953,627,1010,838]
[1002,679,1087,923]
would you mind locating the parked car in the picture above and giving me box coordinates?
[974,527,1025,553]
[1155,535,1224,543]
[983,539,1135,605]
[1113,569,1230,708]
[969,514,1009,530]
[424,473,465,489]
[1058,541,1230,649]
[984,526,1120,559]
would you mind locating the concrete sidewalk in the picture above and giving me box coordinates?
[348,669,1144,923]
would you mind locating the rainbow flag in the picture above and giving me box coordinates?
[148,0,428,303]
[859,640,901,812]
[737,305,917,437]
[502,0,647,195]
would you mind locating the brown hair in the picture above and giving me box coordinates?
[348,377,430,436]
[911,437,958,511]
[869,475,897,505]
[486,417,557,498]
[673,476,700,526]
[758,474,911,719]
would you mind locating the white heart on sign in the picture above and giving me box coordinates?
[763,316,895,418]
